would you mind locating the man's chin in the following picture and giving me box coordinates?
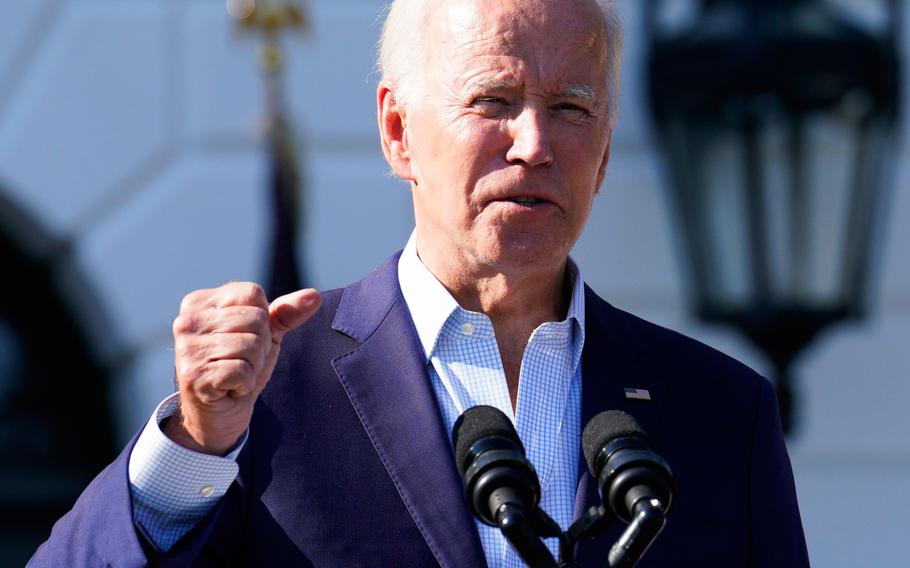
[479,237,570,274]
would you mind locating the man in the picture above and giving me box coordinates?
[30,0,810,566]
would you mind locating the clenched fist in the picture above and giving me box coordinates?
[165,282,321,455]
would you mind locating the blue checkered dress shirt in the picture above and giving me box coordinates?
[129,234,585,568]
[398,234,584,568]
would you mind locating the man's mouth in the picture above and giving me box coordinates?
[496,196,548,206]
[510,197,541,205]
[486,192,559,212]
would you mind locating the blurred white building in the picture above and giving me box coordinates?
[0,0,907,565]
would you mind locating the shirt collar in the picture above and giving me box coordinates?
[397,230,586,363]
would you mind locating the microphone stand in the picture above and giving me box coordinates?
[500,499,665,568]
[491,500,607,568]
[491,493,560,568]
[496,503,560,568]
[558,500,666,568]
[605,498,667,568]
[559,505,613,566]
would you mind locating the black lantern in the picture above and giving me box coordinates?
[645,0,901,433]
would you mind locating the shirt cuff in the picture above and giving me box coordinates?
[128,393,247,551]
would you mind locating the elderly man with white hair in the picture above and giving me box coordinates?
[30,0,809,566]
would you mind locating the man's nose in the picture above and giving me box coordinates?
[506,107,554,167]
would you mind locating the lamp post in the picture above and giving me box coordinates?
[645,0,901,433]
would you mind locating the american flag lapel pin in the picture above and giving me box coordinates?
[624,387,651,401]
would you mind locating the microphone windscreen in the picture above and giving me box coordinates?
[581,410,648,476]
[452,405,523,476]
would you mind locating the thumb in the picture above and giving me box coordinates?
[269,288,321,342]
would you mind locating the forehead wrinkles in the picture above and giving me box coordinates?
[438,2,511,57]
[433,0,607,71]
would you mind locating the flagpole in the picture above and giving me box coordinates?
[228,0,309,299]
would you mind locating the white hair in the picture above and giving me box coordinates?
[376,0,624,121]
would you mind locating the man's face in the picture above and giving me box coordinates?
[392,0,614,276]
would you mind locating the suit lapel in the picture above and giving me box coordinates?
[330,254,486,568]
[578,287,665,449]
[573,287,667,563]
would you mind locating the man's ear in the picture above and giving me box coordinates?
[377,82,415,181]
[594,131,612,195]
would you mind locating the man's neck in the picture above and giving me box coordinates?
[418,247,569,324]
[415,244,572,411]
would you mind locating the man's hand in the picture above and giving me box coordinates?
[165,283,321,455]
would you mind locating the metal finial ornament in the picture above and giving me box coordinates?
[227,0,308,75]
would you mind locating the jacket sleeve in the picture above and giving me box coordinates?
[26,432,244,568]
[749,378,811,567]
[27,436,154,568]
[129,395,245,552]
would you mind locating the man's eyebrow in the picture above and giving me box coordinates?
[469,80,600,103]
[472,78,522,91]
[560,85,598,101]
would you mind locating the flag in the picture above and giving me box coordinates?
[624,387,652,401]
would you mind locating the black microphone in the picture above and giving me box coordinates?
[582,411,674,568]
[453,405,558,568]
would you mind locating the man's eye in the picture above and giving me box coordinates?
[472,97,511,117]
[553,102,588,114]
[474,97,508,106]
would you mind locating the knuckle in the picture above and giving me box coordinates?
[180,289,210,313]
[175,362,200,388]
[251,283,267,303]
[194,383,224,405]
[244,283,268,307]
[219,358,255,379]
[172,314,195,336]
[219,282,267,308]
[186,360,252,399]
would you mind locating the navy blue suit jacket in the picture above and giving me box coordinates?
[30,253,809,567]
